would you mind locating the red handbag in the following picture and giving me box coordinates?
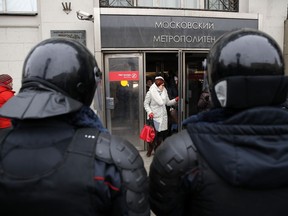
[139,118,155,142]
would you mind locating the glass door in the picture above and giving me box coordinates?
[183,52,209,118]
[104,53,144,150]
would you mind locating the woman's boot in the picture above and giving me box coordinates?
[146,142,154,157]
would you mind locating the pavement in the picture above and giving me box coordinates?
[139,150,154,174]
[138,150,156,216]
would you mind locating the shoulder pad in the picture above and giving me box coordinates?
[110,135,148,192]
[95,133,145,171]
[95,132,113,164]
[95,133,149,216]
[110,135,144,170]
[152,129,197,176]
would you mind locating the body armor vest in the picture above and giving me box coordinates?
[0,128,100,216]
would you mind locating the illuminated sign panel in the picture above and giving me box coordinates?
[109,71,139,81]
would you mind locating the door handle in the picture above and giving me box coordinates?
[106,97,115,109]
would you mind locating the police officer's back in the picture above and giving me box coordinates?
[0,38,149,216]
[149,29,288,216]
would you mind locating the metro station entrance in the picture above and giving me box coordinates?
[145,52,208,125]
[103,51,208,150]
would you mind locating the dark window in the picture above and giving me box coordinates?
[205,0,239,12]
[100,0,134,7]
[99,0,239,11]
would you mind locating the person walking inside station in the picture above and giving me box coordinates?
[149,28,288,216]
[0,38,149,216]
[0,74,15,128]
[144,76,178,157]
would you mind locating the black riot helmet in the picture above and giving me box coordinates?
[0,38,102,119]
[207,28,288,109]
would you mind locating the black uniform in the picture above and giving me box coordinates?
[150,107,288,216]
[0,38,149,216]
[149,29,288,216]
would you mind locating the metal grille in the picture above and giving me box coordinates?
[100,0,134,7]
[205,0,239,12]
[99,0,238,11]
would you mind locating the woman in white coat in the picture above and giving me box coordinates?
[144,76,179,157]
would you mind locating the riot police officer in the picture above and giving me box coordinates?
[0,38,149,216]
[149,29,288,216]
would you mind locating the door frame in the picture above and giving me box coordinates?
[182,51,209,119]
[101,50,209,149]
[103,52,145,149]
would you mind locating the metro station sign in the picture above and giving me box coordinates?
[109,71,139,81]
[101,15,258,48]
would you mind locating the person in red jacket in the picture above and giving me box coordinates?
[0,74,15,128]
